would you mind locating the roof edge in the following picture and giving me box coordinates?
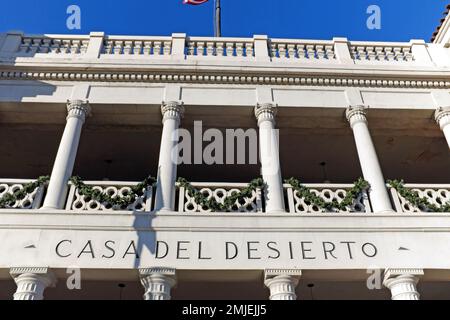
[431,4,450,43]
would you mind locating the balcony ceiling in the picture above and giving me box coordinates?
[0,102,447,183]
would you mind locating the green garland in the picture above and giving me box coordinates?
[177,177,265,212]
[69,175,156,207]
[388,179,450,213]
[0,175,50,208]
[8,175,448,214]
[285,177,370,211]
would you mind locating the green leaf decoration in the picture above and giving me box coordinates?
[0,175,50,208]
[285,177,370,212]
[388,180,450,213]
[70,175,156,208]
[177,177,265,212]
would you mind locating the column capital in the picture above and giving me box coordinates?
[255,103,277,125]
[161,101,184,123]
[10,266,57,286]
[383,268,424,300]
[139,267,176,277]
[346,105,368,128]
[383,268,424,282]
[10,267,57,300]
[10,266,55,277]
[264,269,301,300]
[66,99,91,122]
[264,268,302,280]
[435,106,450,129]
[139,267,177,300]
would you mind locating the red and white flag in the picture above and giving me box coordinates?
[183,0,209,5]
[183,0,220,37]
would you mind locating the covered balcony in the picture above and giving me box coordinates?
[1,30,450,300]
[0,179,448,215]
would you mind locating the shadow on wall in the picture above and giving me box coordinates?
[0,31,88,104]
[0,33,63,102]
[0,31,159,279]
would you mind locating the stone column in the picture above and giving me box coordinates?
[264,269,301,300]
[435,107,450,149]
[10,267,56,300]
[154,101,184,211]
[139,268,176,300]
[42,100,90,209]
[346,105,393,213]
[383,268,424,300]
[255,103,285,213]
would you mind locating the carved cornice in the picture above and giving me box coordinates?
[435,106,450,129]
[1,70,450,89]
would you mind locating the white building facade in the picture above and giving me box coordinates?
[0,12,449,300]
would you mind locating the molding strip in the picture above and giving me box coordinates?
[1,70,450,89]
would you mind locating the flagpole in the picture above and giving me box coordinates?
[214,0,221,37]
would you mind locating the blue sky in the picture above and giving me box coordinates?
[0,0,447,41]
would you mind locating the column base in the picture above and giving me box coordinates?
[374,209,397,214]
[154,207,176,213]
[40,206,59,210]
[265,209,287,214]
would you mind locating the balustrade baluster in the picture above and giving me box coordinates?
[153,41,162,55]
[216,42,224,56]
[325,45,335,59]
[287,44,296,59]
[196,41,205,56]
[297,44,306,59]
[206,42,215,56]
[270,43,277,58]
[316,45,326,59]
[306,45,316,59]
[123,41,133,54]
[245,42,254,57]
[235,43,244,57]
[278,43,287,58]
[163,41,172,55]
[225,42,234,56]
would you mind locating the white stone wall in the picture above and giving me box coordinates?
[0,32,448,296]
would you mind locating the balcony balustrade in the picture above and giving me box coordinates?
[16,35,90,56]
[389,184,450,213]
[101,36,172,56]
[176,182,263,213]
[284,183,371,213]
[65,180,153,212]
[186,37,255,58]
[0,179,45,209]
[0,179,448,214]
[350,41,414,62]
[0,32,438,66]
[269,39,336,61]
